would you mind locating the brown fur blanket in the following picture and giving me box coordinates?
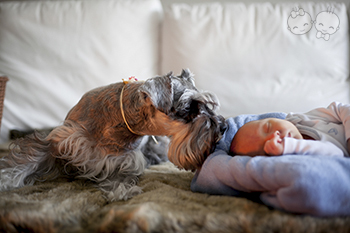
[1,149,350,233]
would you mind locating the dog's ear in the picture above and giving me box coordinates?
[180,69,192,78]
[179,69,195,86]
[139,73,173,114]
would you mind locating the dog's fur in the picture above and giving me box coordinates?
[0,69,226,201]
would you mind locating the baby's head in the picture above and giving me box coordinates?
[287,8,313,35]
[230,118,302,156]
[315,11,340,35]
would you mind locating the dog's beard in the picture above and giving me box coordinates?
[165,78,226,171]
[167,113,225,171]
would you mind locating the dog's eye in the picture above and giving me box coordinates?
[140,92,149,101]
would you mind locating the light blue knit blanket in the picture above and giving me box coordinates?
[191,113,350,217]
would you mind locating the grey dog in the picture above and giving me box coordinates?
[0,69,226,201]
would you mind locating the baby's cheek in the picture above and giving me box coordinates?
[306,22,313,29]
[329,27,337,33]
[263,140,274,154]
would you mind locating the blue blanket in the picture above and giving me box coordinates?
[191,113,350,217]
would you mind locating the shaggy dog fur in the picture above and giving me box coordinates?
[1,159,349,233]
[0,69,226,201]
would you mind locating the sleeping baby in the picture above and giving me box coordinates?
[230,101,350,157]
[191,101,350,217]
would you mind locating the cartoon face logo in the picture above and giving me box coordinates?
[287,8,313,35]
[315,10,340,40]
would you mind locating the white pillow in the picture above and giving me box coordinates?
[162,3,349,118]
[0,0,162,142]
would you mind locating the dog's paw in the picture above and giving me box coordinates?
[103,183,143,202]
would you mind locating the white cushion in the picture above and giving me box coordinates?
[0,0,162,142]
[162,3,349,118]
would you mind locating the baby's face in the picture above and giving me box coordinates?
[288,13,313,35]
[315,12,340,35]
[230,118,302,156]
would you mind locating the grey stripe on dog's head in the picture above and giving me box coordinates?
[139,72,174,114]
[140,69,198,115]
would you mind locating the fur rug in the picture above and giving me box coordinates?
[1,149,350,233]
